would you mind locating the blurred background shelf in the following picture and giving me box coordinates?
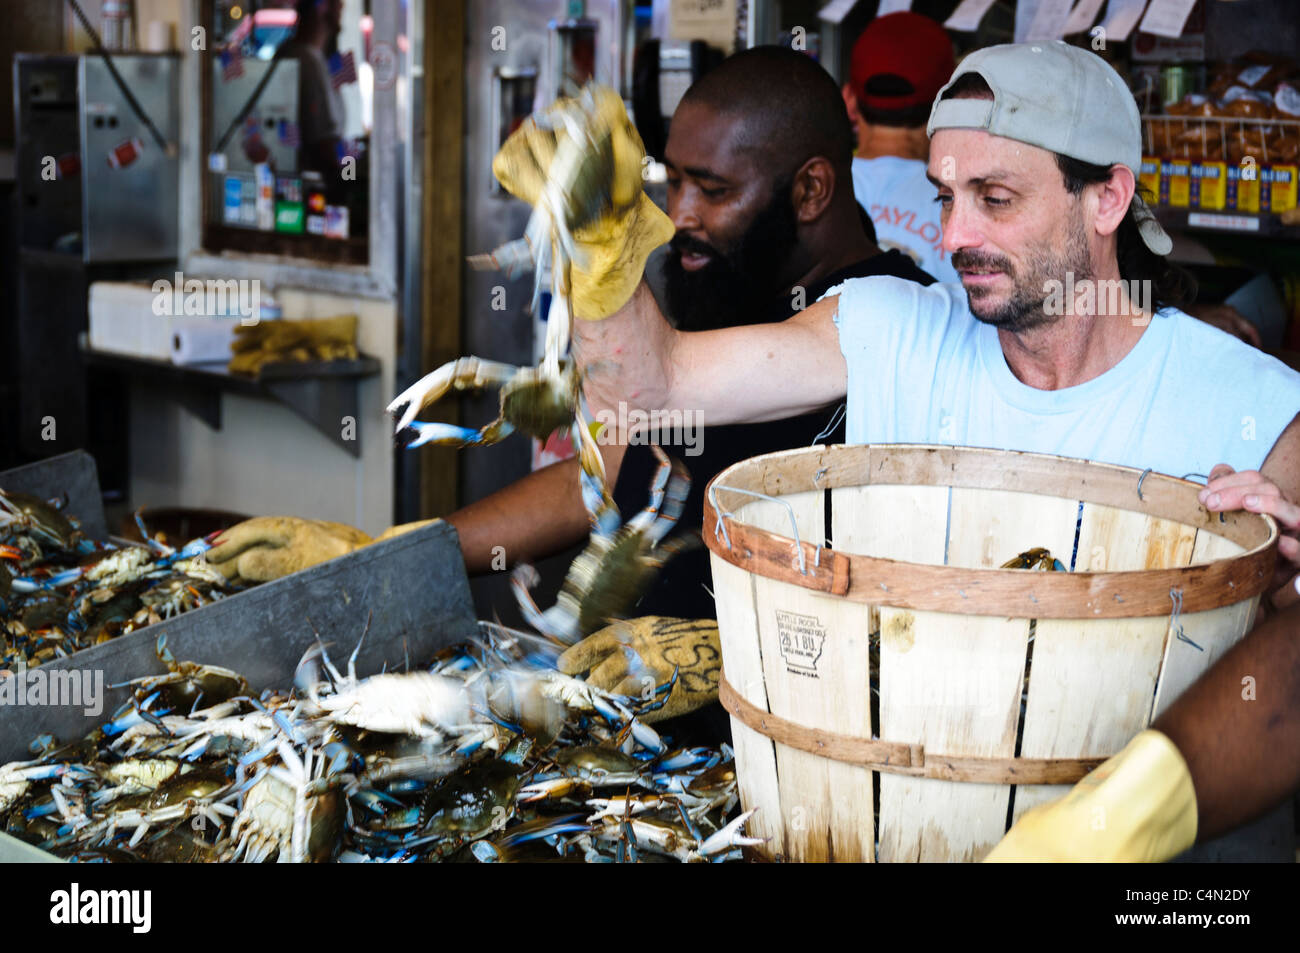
[1156,206,1300,241]
[79,336,380,457]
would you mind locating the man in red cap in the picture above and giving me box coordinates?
[843,11,959,283]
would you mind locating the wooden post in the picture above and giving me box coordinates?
[420,0,466,518]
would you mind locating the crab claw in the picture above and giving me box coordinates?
[396,421,514,451]
[387,357,517,437]
[517,777,584,803]
[698,808,765,857]
[0,544,23,561]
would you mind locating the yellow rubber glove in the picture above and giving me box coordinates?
[556,616,721,723]
[228,315,359,376]
[983,730,1198,863]
[204,517,373,583]
[491,85,673,319]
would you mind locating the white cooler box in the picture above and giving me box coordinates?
[89,281,241,365]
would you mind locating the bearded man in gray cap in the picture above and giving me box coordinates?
[568,42,1300,861]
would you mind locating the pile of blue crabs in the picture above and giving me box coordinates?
[0,488,229,672]
[0,627,758,863]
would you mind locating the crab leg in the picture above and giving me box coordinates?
[510,564,573,646]
[697,807,764,857]
[626,445,691,546]
[388,357,521,437]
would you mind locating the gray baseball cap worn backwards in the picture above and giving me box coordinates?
[927,41,1173,255]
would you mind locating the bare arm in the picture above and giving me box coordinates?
[1202,412,1300,588]
[575,280,848,432]
[446,443,626,573]
[1154,603,1300,841]
[1173,411,1300,836]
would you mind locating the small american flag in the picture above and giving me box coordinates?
[220,45,243,81]
[278,119,301,148]
[328,50,357,89]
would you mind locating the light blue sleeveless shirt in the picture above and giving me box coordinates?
[825,276,1300,476]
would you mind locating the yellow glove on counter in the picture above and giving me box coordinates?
[228,315,359,376]
[983,730,1198,863]
[491,85,673,319]
[205,517,439,584]
[556,616,721,723]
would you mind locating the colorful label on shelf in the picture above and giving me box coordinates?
[1163,159,1191,207]
[254,163,275,231]
[240,176,257,226]
[275,202,304,233]
[324,205,350,240]
[275,175,302,204]
[1139,156,1162,202]
[1264,164,1298,213]
[1226,164,1260,213]
[1190,161,1226,210]
[223,174,245,224]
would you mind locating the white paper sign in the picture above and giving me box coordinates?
[1138,0,1198,38]
[876,0,913,15]
[1026,0,1076,41]
[669,0,737,51]
[945,0,998,32]
[1100,0,1149,42]
[1064,0,1107,35]
[817,0,857,24]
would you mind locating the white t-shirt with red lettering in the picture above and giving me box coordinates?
[851,155,958,284]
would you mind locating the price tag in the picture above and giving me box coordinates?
[945,0,998,32]
[1187,212,1261,232]
[1139,0,1199,39]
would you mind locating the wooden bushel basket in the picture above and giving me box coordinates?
[703,445,1277,862]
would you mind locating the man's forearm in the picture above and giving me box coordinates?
[574,279,850,432]
[1154,603,1300,841]
[575,280,677,426]
[446,443,626,573]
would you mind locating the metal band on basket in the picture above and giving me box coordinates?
[718,672,1107,785]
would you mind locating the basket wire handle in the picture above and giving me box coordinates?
[1179,472,1225,523]
[709,482,808,575]
[810,403,846,446]
[1169,587,1204,652]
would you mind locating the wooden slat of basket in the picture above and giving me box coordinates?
[877,610,1033,862]
[1151,530,1258,719]
[746,491,854,863]
[880,489,1077,862]
[833,484,949,862]
[710,555,788,857]
[1075,504,1198,573]
[945,487,1080,571]
[1012,498,1182,822]
[753,579,876,862]
[1013,615,1168,821]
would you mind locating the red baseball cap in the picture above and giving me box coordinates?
[849,11,955,114]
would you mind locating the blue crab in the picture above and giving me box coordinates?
[512,445,693,645]
[387,85,631,474]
